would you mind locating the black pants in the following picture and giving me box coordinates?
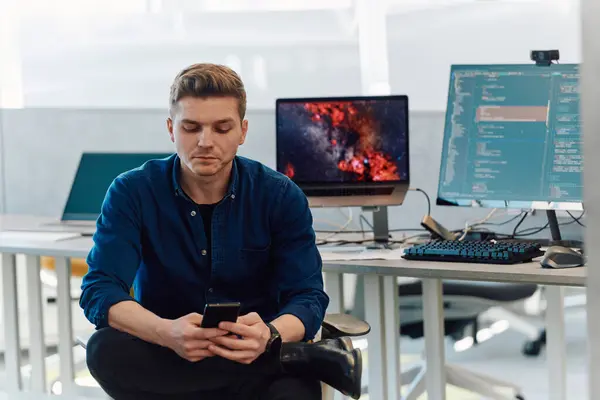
[86,328,321,400]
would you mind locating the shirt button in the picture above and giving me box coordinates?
[201,249,207,256]
[190,210,196,217]
[231,194,236,199]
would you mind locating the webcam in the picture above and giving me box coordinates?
[531,50,560,66]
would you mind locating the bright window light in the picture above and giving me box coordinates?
[202,0,352,12]
[16,0,148,16]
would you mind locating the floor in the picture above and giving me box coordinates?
[358,305,588,399]
[0,304,588,399]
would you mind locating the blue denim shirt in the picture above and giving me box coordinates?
[79,154,329,341]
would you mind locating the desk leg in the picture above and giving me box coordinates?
[55,257,75,395]
[545,286,566,400]
[364,275,387,400]
[383,276,401,400]
[1,253,22,392]
[422,278,446,400]
[325,273,344,315]
[25,255,46,393]
[324,273,346,400]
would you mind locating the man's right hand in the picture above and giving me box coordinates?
[158,313,228,362]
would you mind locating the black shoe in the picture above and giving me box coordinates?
[315,337,354,352]
[280,339,362,399]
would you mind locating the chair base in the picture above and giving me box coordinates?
[403,360,523,400]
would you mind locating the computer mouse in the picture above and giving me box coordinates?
[540,246,585,269]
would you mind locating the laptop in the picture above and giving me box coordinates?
[43,152,173,234]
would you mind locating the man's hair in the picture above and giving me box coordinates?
[169,63,247,121]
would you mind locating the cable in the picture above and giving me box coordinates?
[515,222,549,237]
[478,211,526,227]
[458,208,500,241]
[567,210,585,227]
[318,207,354,241]
[511,212,530,238]
[409,188,431,216]
[317,232,431,247]
[513,210,585,237]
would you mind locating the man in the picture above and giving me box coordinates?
[80,63,361,400]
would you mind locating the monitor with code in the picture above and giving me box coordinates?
[436,64,583,211]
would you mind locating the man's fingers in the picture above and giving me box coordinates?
[237,312,262,325]
[183,340,212,352]
[218,322,260,338]
[208,344,256,361]
[190,327,228,340]
[210,336,260,351]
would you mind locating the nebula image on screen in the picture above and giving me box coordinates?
[276,98,409,183]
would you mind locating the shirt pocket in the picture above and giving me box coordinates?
[239,244,272,281]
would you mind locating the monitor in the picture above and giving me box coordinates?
[275,95,410,207]
[61,152,173,221]
[436,63,583,211]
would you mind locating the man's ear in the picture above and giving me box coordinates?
[167,118,175,143]
[240,119,248,145]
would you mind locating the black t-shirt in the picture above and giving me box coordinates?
[198,203,216,260]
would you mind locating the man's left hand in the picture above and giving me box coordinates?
[208,312,271,364]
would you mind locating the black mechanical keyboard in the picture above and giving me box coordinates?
[402,240,544,264]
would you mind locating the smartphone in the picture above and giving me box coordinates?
[201,302,241,328]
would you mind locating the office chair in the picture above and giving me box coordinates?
[346,277,534,400]
[398,279,533,400]
[73,313,370,400]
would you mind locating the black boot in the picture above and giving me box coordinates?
[280,339,362,399]
[314,336,354,352]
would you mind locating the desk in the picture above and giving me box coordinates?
[323,258,584,400]
[0,215,587,400]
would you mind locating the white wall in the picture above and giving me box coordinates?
[0,110,5,213]
[1,0,580,111]
[387,0,581,110]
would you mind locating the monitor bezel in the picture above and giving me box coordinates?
[435,63,584,212]
[275,94,410,187]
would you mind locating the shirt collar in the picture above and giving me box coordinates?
[172,154,238,198]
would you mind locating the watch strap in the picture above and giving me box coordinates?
[265,322,281,353]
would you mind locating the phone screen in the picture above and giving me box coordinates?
[201,302,241,328]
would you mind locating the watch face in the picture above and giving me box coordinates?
[270,335,282,353]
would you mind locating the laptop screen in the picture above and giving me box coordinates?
[275,96,409,185]
[62,152,173,221]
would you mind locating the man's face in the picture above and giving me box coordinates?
[167,96,248,178]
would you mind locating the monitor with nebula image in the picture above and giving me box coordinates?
[275,95,410,207]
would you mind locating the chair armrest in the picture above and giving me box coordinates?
[321,313,371,339]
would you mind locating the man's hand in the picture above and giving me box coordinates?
[158,312,228,362]
[208,312,271,365]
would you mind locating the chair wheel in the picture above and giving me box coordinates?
[522,339,543,356]
[522,329,546,357]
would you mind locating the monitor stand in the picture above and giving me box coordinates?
[361,206,391,248]
[545,210,584,249]
[546,210,562,242]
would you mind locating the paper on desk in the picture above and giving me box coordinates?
[0,230,81,242]
[319,248,405,261]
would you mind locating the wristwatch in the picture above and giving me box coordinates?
[265,322,282,355]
